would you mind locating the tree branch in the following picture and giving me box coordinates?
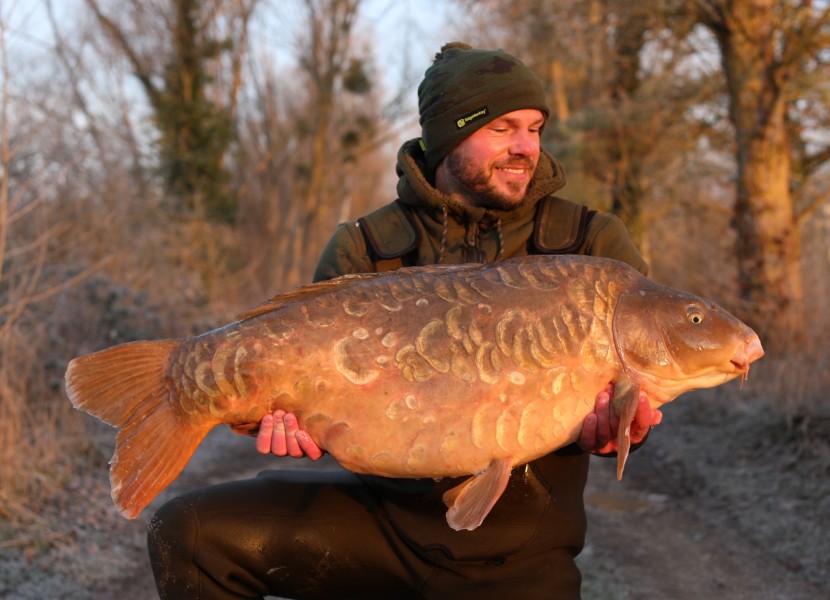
[83,0,162,108]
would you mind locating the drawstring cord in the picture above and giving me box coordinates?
[439,206,504,263]
[495,218,504,262]
[439,205,448,264]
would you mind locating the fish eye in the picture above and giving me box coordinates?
[687,307,704,325]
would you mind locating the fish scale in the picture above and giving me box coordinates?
[65,254,764,531]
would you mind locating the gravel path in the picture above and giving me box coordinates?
[4,391,828,599]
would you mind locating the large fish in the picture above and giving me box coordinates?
[65,255,763,531]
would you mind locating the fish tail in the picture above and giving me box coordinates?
[65,340,213,519]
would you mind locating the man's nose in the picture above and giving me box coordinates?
[509,131,539,155]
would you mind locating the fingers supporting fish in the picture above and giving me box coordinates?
[255,410,323,460]
[280,411,304,458]
[577,384,615,453]
[256,413,277,454]
[629,392,659,444]
[295,431,324,461]
[595,384,618,448]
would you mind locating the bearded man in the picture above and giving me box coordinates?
[148,42,660,600]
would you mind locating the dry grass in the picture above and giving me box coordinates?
[0,320,90,525]
[0,210,295,542]
[753,343,830,426]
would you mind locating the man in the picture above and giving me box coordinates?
[148,42,660,599]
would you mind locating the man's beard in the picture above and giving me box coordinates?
[443,152,535,211]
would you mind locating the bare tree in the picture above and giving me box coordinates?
[84,0,259,222]
[233,0,391,293]
[0,6,110,516]
[452,0,715,252]
[695,0,830,351]
[291,0,364,280]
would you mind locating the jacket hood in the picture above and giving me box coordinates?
[394,138,567,225]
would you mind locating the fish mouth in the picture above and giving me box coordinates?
[731,359,750,387]
[730,336,765,386]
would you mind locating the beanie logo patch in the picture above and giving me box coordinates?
[455,106,489,129]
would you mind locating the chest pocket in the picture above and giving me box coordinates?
[532,196,592,254]
[357,200,420,272]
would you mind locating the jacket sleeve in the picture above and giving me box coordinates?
[312,222,375,282]
[580,212,649,276]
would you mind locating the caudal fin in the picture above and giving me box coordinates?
[65,340,213,519]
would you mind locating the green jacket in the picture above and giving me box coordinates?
[314,139,647,281]
[311,139,648,593]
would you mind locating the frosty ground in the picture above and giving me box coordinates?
[2,389,828,600]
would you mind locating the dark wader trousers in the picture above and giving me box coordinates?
[148,452,588,600]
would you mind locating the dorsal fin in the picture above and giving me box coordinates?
[236,273,381,321]
[237,263,479,322]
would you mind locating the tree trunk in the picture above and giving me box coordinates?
[85,0,255,223]
[609,4,649,243]
[293,0,360,282]
[708,0,805,352]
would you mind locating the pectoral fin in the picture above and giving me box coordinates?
[442,459,513,531]
[613,379,641,480]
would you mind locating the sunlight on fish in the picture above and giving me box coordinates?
[65,255,764,531]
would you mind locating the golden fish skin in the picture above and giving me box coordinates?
[65,255,764,530]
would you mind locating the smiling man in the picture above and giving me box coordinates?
[148,42,658,600]
[437,108,544,209]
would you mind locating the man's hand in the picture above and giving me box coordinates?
[577,384,663,454]
[255,410,323,459]
[240,410,323,460]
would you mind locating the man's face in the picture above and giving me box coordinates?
[436,109,544,210]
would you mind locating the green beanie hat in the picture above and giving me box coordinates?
[418,42,550,173]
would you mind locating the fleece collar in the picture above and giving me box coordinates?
[394,138,567,225]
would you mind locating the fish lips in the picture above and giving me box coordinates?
[730,335,765,385]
